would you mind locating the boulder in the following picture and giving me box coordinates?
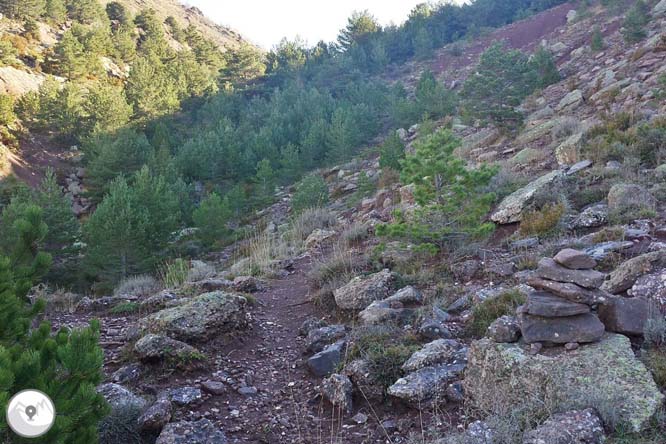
[553,249,597,270]
[557,90,583,111]
[98,383,147,410]
[602,251,666,294]
[465,334,664,433]
[653,0,666,15]
[524,291,590,317]
[571,204,608,229]
[200,381,226,395]
[401,339,466,372]
[598,296,648,336]
[138,398,172,432]
[299,318,327,337]
[387,363,466,407]
[629,270,666,313]
[306,325,346,353]
[0,66,47,96]
[385,285,423,304]
[343,359,385,400]
[321,374,353,414]
[169,387,202,406]
[155,419,228,444]
[555,132,583,165]
[522,409,605,444]
[585,240,633,261]
[607,183,656,214]
[134,334,201,364]
[307,340,346,377]
[138,292,247,342]
[527,276,609,305]
[491,171,563,224]
[486,315,521,343]
[305,229,336,250]
[230,276,265,293]
[536,258,605,289]
[334,269,397,310]
[519,311,604,344]
[566,159,592,175]
[358,300,408,325]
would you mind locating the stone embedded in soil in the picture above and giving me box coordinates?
[138,291,248,342]
[553,249,597,270]
[298,318,327,337]
[527,276,609,305]
[155,419,228,444]
[201,381,226,395]
[305,324,346,353]
[138,398,173,432]
[333,269,397,310]
[465,334,664,433]
[486,315,521,343]
[343,359,385,401]
[169,387,203,406]
[524,291,591,317]
[491,170,563,224]
[522,409,605,444]
[536,258,605,289]
[307,340,346,377]
[321,373,353,414]
[97,383,147,411]
[519,312,605,344]
[134,334,201,364]
[597,296,648,336]
[387,363,466,407]
[401,339,466,373]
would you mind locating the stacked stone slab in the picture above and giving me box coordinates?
[520,249,607,345]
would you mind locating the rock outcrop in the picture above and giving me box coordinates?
[491,171,563,224]
[333,269,397,310]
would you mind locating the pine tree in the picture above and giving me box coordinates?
[291,174,329,214]
[377,129,497,252]
[379,132,406,171]
[0,254,108,444]
[530,46,560,88]
[0,0,45,20]
[125,56,180,119]
[51,30,87,79]
[413,26,433,60]
[415,70,457,119]
[193,192,232,245]
[590,27,604,51]
[44,0,66,23]
[65,0,105,24]
[337,10,380,51]
[81,82,133,137]
[326,108,359,162]
[105,1,129,25]
[622,0,650,44]
[254,159,275,207]
[221,43,266,84]
[35,168,79,251]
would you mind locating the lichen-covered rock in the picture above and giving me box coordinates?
[602,251,666,294]
[464,420,494,444]
[491,171,563,224]
[230,276,265,293]
[138,292,248,342]
[401,339,466,372]
[358,300,409,325]
[321,374,353,414]
[334,269,397,310]
[607,183,656,214]
[134,334,202,364]
[138,398,172,432]
[343,359,385,400]
[464,334,664,433]
[387,363,466,407]
[306,325,346,353]
[98,383,147,411]
[155,419,228,444]
[522,409,605,444]
[571,204,608,229]
[557,90,583,111]
[629,270,666,313]
[169,387,202,406]
[555,132,583,165]
[307,340,346,377]
[487,315,521,343]
[386,286,422,304]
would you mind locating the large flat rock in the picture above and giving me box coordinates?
[464,334,664,433]
[491,171,563,224]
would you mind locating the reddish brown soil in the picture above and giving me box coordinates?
[7,132,71,187]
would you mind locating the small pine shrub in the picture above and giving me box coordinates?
[291,174,329,214]
[110,301,139,314]
[466,290,526,338]
[591,27,604,51]
[519,202,565,238]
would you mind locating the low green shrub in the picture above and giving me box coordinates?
[291,174,329,214]
[110,301,139,314]
[466,290,526,338]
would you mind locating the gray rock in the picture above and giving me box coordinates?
[519,312,605,344]
[536,258,605,289]
[598,296,648,336]
[585,240,633,261]
[555,132,583,165]
[654,0,666,15]
[140,290,182,312]
[138,398,172,432]
[112,363,143,384]
[321,374,353,414]
[358,300,409,325]
[557,90,583,111]
[237,386,257,396]
[156,419,228,444]
[511,237,539,250]
[486,315,521,343]
[402,339,466,372]
[306,325,346,353]
[607,183,656,214]
[491,171,563,224]
[572,204,608,229]
[387,363,466,407]
[464,420,494,444]
[298,318,327,337]
[138,292,248,342]
[451,259,481,281]
[553,249,597,270]
[385,285,423,304]
[465,334,664,433]
[522,409,605,444]
[525,291,591,317]
[566,159,592,175]
[343,359,385,400]
[528,276,610,305]
[97,383,147,411]
[230,276,265,293]
[445,381,465,403]
[334,269,397,310]
[602,251,666,294]
[447,295,471,313]
[169,387,202,406]
[629,270,666,313]
[134,334,201,364]
[418,318,453,340]
[201,381,226,395]
[307,340,346,377]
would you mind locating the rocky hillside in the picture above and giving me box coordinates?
[99,0,246,50]
[3,1,666,443]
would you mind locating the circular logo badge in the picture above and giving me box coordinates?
[6,390,56,438]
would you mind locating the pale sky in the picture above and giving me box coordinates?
[183,1,428,49]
